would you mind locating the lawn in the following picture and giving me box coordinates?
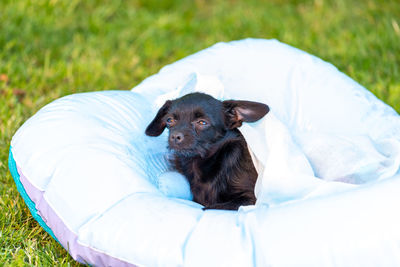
[1,0,399,265]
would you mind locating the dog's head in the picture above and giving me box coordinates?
[145,92,269,157]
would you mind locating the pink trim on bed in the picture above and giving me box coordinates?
[16,165,137,267]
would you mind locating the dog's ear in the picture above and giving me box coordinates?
[223,100,269,129]
[145,100,172,136]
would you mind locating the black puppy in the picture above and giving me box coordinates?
[145,92,269,210]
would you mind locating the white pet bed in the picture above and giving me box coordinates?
[9,39,400,266]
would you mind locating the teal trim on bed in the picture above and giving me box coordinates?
[8,147,59,243]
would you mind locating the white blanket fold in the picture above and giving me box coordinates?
[161,71,400,207]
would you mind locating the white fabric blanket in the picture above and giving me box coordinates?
[154,71,400,207]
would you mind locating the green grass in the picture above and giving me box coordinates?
[1,0,399,265]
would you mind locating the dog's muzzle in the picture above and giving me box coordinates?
[169,131,184,145]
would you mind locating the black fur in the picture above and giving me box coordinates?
[145,92,269,210]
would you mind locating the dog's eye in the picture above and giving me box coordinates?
[166,117,175,127]
[197,120,208,125]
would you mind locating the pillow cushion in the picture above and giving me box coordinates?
[9,39,400,266]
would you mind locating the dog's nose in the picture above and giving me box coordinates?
[170,132,184,144]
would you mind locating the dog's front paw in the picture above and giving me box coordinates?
[202,203,240,211]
